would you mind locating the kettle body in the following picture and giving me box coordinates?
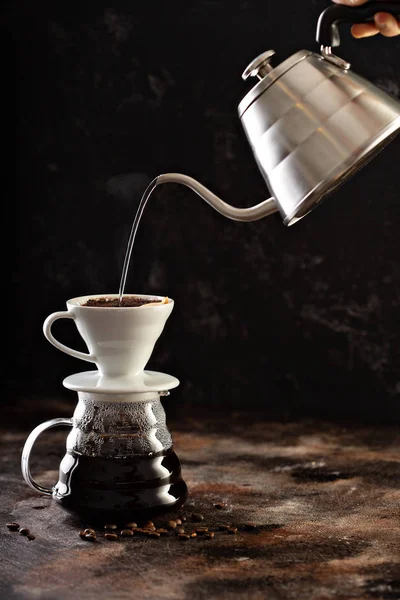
[157,2,400,226]
[239,48,400,225]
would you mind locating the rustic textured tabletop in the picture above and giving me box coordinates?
[1,400,399,600]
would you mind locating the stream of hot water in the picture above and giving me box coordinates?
[118,173,278,303]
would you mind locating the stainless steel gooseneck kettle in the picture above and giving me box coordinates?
[157,1,400,226]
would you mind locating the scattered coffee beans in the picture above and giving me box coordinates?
[71,501,261,546]
[195,527,209,535]
[175,527,185,535]
[191,513,204,522]
[228,527,238,534]
[6,522,36,540]
[120,529,134,537]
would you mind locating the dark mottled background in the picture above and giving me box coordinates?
[8,0,400,423]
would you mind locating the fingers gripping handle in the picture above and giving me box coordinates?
[21,418,73,495]
[43,311,95,363]
[316,2,400,47]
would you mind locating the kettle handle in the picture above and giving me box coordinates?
[316,2,400,47]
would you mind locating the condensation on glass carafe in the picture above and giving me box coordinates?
[65,392,173,457]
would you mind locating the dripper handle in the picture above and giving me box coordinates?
[316,2,400,47]
[43,311,96,364]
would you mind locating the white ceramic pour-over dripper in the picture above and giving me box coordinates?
[43,294,174,381]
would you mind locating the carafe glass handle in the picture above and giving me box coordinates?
[21,418,73,495]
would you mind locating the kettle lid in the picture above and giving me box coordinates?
[238,49,312,118]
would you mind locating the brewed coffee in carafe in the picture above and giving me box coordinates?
[53,392,187,523]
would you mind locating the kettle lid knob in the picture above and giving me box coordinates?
[242,50,276,81]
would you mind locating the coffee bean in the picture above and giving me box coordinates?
[177,534,190,540]
[124,522,138,529]
[120,529,134,537]
[104,533,118,541]
[79,530,87,539]
[104,524,117,530]
[84,533,96,542]
[214,503,227,510]
[27,534,36,541]
[244,523,257,530]
[205,532,215,539]
[156,528,168,535]
[175,518,182,525]
[144,521,155,530]
[19,528,30,536]
[190,532,197,538]
[218,525,231,531]
[148,532,160,538]
[6,523,20,531]
[167,520,177,529]
[83,528,96,535]
[195,527,209,535]
[228,527,238,534]
[175,527,185,535]
[191,513,204,522]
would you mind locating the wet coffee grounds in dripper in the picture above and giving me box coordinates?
[83,296,168,307]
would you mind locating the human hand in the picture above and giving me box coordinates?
[332,0,400,37]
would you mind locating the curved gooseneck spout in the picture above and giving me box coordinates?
[157,173,278,222]
[118,172,278,302]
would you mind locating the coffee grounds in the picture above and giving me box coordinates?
[83,296,165,308]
